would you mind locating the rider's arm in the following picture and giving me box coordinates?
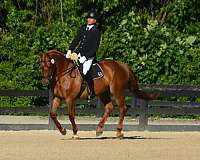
[69,25,84,51]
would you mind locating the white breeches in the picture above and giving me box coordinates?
[83,58,93,75]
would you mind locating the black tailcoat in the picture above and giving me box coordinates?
[69,24,101,59]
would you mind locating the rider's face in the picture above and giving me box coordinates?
[87,18,96,25]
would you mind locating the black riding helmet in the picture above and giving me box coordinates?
[87,9,99,20]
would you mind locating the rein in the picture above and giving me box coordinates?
[56,64,77,79]
[41,60,78,85]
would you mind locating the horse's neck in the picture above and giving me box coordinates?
[55,59,68,73]
[55,58,75,76]
[49,53,65,71]
[48,51,75,75]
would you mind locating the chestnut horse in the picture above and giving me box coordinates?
[39,50,157,138]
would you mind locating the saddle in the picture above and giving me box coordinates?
[89,63,104,80]
[70,53,103,80]
[79,62,104,80]
[78,62,104,99]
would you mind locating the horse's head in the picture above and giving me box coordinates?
[39,50,74,86]
[39,52,56,86]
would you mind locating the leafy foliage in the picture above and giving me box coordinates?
[0,0,199,107]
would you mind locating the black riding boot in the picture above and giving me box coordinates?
[85,73,95,100]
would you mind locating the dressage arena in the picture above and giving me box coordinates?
[1,130,200,160]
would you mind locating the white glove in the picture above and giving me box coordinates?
[79,56,87,63]
[65,50,71,58]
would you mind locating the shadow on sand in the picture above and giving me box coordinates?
[61,136,168,141]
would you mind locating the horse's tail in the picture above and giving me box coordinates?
[128,68,159,100]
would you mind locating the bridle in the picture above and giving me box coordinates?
[40,55,77,85]
[40,59,56,81]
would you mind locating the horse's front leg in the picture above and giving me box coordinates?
[66,99,78,139]
[50,97,66,135]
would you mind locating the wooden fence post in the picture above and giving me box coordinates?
[97,97,101,108]
[131,96,137,108]
[139,99,148,131]
[48,89,55,130]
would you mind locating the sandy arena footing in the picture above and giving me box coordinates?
[0,130,200,160]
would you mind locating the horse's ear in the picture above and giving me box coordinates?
[37,53,43,62]
[39,52,43,58]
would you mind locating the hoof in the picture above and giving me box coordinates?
[96,130,103,137]
[72,135,79,140]
[60,128,66,135]
[116,132,124,139]
[96,127,103,137]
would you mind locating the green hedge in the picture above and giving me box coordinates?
[0,0,199,107]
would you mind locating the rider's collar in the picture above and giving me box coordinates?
[86,24,94,31]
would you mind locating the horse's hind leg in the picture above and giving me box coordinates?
[114,95,128,138]
[50,97,66,135]
[96,92,114,137]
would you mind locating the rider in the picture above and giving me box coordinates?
[66,8,101,100]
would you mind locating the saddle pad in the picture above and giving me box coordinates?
[90,63,104,80]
